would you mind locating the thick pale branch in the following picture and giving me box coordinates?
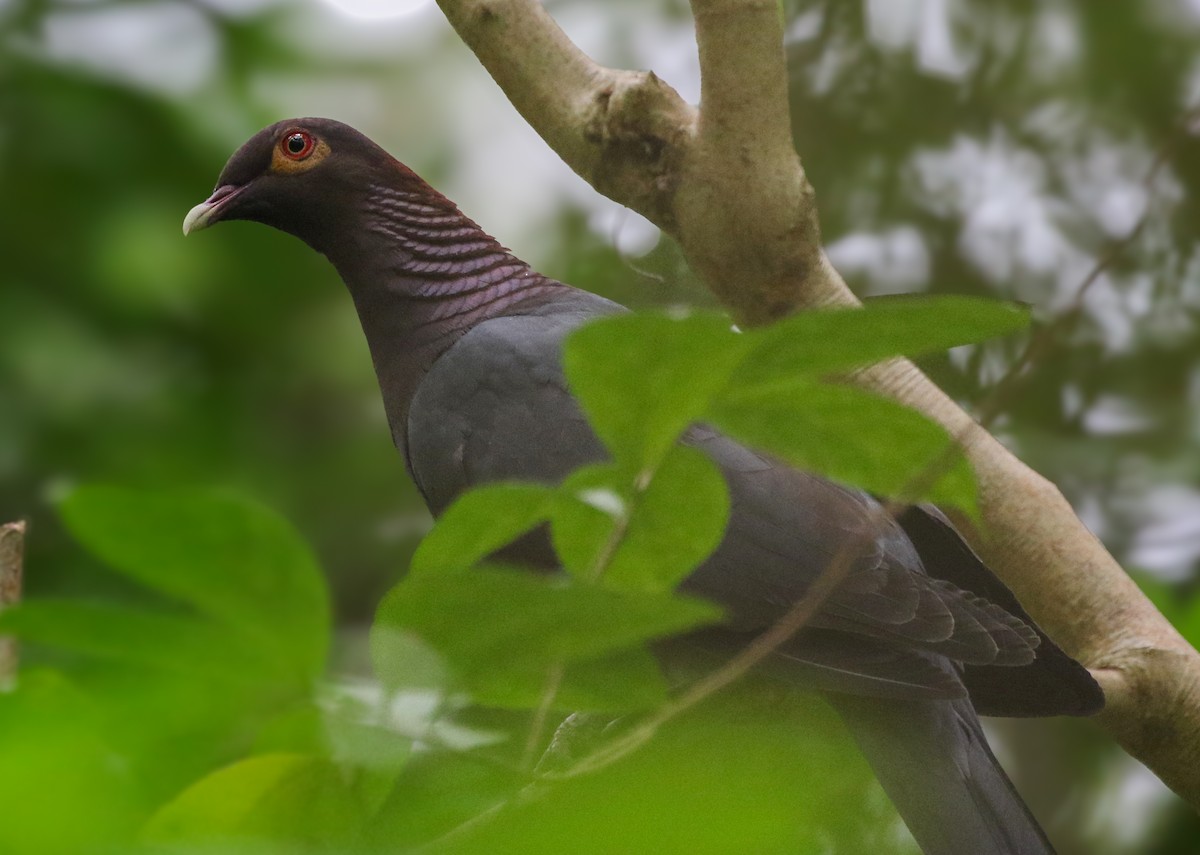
[0,521,25,688]
[682,0,821,321]
[434,0,1200,806]
[437,0,697,228]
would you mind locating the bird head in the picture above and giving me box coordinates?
[183,117,402,253]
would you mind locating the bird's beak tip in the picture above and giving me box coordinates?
[183,184,244,236]
[182,200,215,236]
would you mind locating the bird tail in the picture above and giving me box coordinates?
[827,693,1055,855]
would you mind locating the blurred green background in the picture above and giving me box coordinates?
[3,0,1200,851]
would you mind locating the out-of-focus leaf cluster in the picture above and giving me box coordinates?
[0,298,1024,853]
[3,0,1200,851]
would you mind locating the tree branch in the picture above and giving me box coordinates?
[434,0,1200,806]
[0,521,26,689]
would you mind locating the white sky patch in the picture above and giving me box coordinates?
[865,0,970,78]
[590,205,661,258]
[318,0,429,20]
[1086,755,1175,848]
[1081,394,1156,436]
[42,3,217,96]
[1128,485,1200,580]
[194,0,285,17]
[328,679,501,752]
[826,225,931,295]
[1028,5,1082,78]
[577,488,627,519]
[865,0,923,51]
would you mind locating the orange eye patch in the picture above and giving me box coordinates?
[270,129,331,175]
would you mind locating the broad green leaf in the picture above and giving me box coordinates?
[549,463,623,581]
[0,670,142,854]
[734,296,1030,384]
[60,486,329,681]
[373,567,721,708]
[253,695,415,812]
[0,600,276,681]
[438,690,888,855]
[362,751,525,851]
[564,312,748,470]
[550,647,671,711]
[552,447,730,593]
[321,711,414,816]
[370,626,453,693]
[143,753,361,848]
[472,647,672,712]
[411,483,557,576]
[709,381,978,514]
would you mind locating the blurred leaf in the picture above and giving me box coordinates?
[410,483,557,577]
[552,447,730,592]
[59,486,329,681]
[0,600,275,680]
[0,670,143,855]
[564,312,748,470]
[438,690,900,855]
[143,753,362,852]
[321,711,414,816]
[734,296,1031,383]
[709,381,978,514]
[370,625,454,693]
[373,566,720,708]
[551,647,671,711]
[251,693,415,815]
[363,750,525,851]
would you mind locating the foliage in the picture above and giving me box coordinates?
[0,299,1025,853]
[4,0,1200,852]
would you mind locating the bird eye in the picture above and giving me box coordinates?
[281,131,315,160]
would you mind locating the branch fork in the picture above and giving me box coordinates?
[436,0,1200,805]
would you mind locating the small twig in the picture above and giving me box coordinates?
[542,524,874,779]
[523,468,658,765]
[522,661,566,771]
[0,521,27,690]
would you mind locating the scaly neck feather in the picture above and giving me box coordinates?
[321,175,567,461]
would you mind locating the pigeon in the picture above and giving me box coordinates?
[185,117,1103,854]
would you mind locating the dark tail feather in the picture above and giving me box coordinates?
[827,692,1055,855]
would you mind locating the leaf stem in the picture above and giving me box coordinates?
[522,661,566,772]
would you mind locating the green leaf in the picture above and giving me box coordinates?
[370,626,453,694]
[552,447,730,593]
[411,483,557,577]
[60,486,329,681]
[143,753,362,849]
[734,296,1030,384]
[465,647,671,712]
[0,600,276,681]
[0,671,142,854]
[551,647,671,712]
[563,312,748,470]
[373,567,721,709]
[709,381,978,514]
[436,691,890,855]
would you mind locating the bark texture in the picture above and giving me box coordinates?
[435,0,1200,806]
[0,521,25,689]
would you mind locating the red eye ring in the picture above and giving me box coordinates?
[281,130,315,161]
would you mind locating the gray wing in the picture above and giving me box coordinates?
[407,304,1039,701]
[407,300,614,517]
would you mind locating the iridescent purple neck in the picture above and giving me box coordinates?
[323,181,566,461]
